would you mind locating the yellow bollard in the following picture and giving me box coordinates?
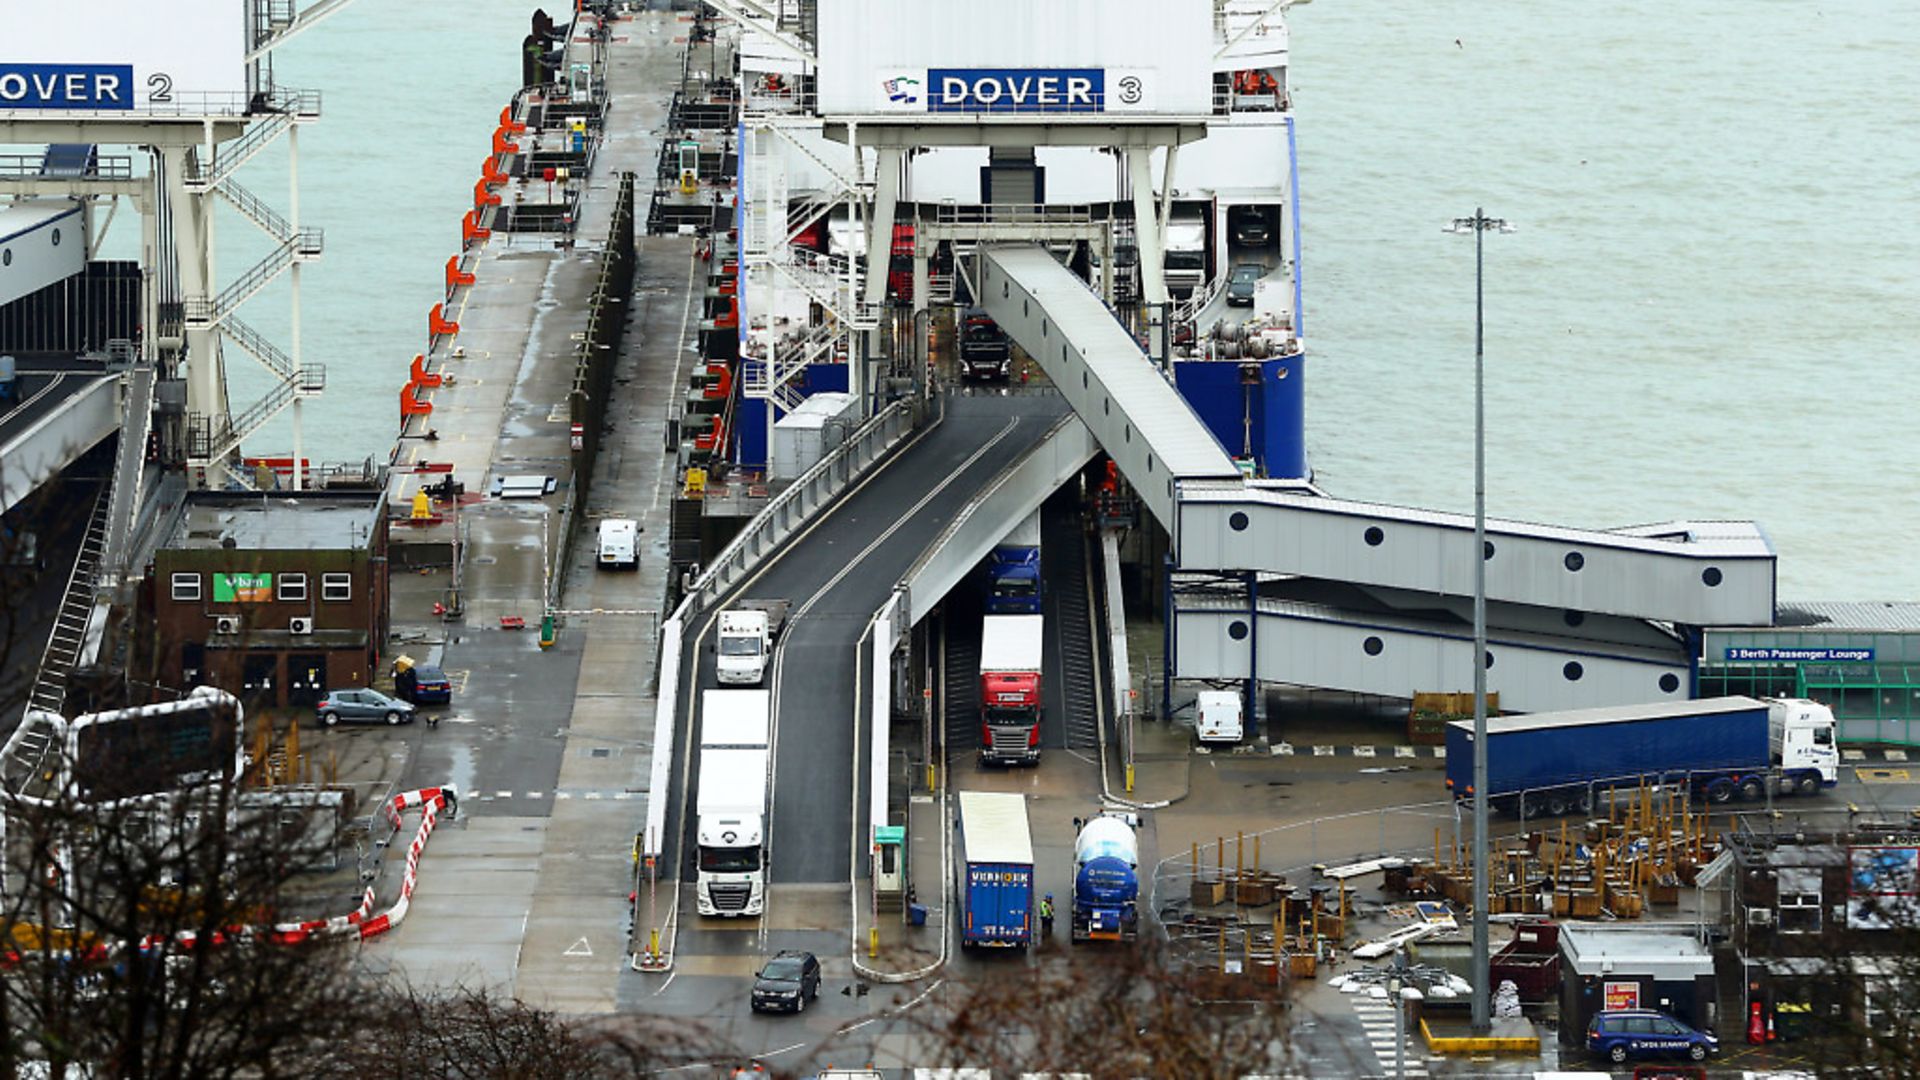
[927,762,936,793]
[868,926,879,958]
[648,927,659,959]
[1125,763,1135,793]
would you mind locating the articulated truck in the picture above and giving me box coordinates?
[979,614,1044,765]
[956,791,1034,949]
[982,511,1041,615]
[1445,695,1839,817]
[1072,814,1140,942]
[696,689,771,916]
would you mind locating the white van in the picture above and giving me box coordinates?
[1194,690,1245,744]
[597,518,638,570]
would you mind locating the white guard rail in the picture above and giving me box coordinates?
[687,397,916,611]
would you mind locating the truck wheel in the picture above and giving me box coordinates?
[1738,777,1765,801]
[1795,773,1820,796]
[1705,779,1735,804]
[1545,793,1569,817]
[1574,791,1594,816]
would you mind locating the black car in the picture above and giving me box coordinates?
[1231,205,1273,248]
[315,688,416,727]
[397,664,453,705]
[1226,263,1264,306]
[750,950,821,1013]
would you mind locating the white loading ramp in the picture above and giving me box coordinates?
[1177,482,1777,627]
[976,243,1241,529]
[1173,593,1690,715]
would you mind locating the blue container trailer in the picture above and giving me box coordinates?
[956,791,1034,949]
[1445,695,1839,816]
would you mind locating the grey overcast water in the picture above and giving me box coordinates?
[204,1,1919,600]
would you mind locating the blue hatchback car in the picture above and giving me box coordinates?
[1586,1009,1718,1064]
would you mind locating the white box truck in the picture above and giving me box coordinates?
[597,518,638,570]
[714,601,787,686]
[696,689,772,916]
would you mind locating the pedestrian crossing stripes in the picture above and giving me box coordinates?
[1351,999,1425,1078]
[1273,743,1447,759]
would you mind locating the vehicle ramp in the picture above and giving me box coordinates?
[977,243,1241,529]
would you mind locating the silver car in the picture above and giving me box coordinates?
[316,688,416,726]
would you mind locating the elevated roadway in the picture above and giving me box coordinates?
[0,356,120,514]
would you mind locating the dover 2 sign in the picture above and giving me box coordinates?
[2,0,244,116]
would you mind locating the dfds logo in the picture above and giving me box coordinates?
[882,75,920,105]
[927,68,1105,113]
[0,63,135,109]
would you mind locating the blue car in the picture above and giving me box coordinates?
[1586,1009,1717,1064]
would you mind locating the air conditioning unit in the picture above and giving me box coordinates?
[214,615,240,635]
[1746,907,1774,927]
[289,616,314,635]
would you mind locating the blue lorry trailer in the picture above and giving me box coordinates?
[1445,695,1839,816]
[956,790,1034,949]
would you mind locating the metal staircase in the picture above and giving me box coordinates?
[1045,493,1103,752]
[181,229,322,329]
[188,363,325,470]
[2,489,111,795]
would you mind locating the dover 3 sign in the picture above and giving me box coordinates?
[927,68,1105,113]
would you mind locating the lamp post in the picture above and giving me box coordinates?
[1443,208,1513,1033]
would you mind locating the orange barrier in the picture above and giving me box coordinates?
[473,178,501,209]
[481,155,509,187]
[462,209,492,245]
[400,382,433,418]
[410,354,444,389]
[445,255,476,290]
[429,302,460,338]
[492,127,520,156]
[498,105,526,135]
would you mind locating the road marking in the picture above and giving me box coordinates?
[553,791,570,799]
[1432,746,1447,759]
[1313,745,1334,757]
[1395,746,1417,758]
[1856,767,1911,784]
[1844,749,1866,761]
[1887,749,1910,762]
[585,792,604,800]
[1354,745,1377,758]
[564,936,594,957]
[1274,742,1295,755]
[496,790,514,799]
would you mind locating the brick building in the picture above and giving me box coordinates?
[147,491,388,709]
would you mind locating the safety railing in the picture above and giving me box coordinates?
[0,153,134,180]
[683,396,918,611]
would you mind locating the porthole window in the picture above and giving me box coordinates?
[1147,455,1155,473]
[1702,566,1723,587]
[1563,610,1585,628]
[1363,636,1384,656]
[1002,282,1009,299]
[1483,540,1496,560]
[1082,371,1088,388]
[1042,319,1049,338]
[1659,673,1681,693]
[1563,661,1585,682]
[1485,651,1496,670]
[50,228,60,247]
[1564,551,1585,572]
[2,249,11,267]
[1124,425,1131,443]
[1104,398,1110,416]
[1364,526,1384,547]
[1228,620,1249,641]
[1023,299,1030,318]
[1229,511,1249,532]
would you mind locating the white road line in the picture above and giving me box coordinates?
[496,790,513,799]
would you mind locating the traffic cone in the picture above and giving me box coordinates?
[1767,1009,1777,1041]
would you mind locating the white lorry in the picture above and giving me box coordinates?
[696,689,772,916]
[714,601,787,686]
[596,518,638,570]
[1163,209,1209,297]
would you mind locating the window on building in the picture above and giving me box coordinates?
[321,573,351,602]
[170,573,201,601]
[278,573,308,602]
[1777,869,1822,935]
